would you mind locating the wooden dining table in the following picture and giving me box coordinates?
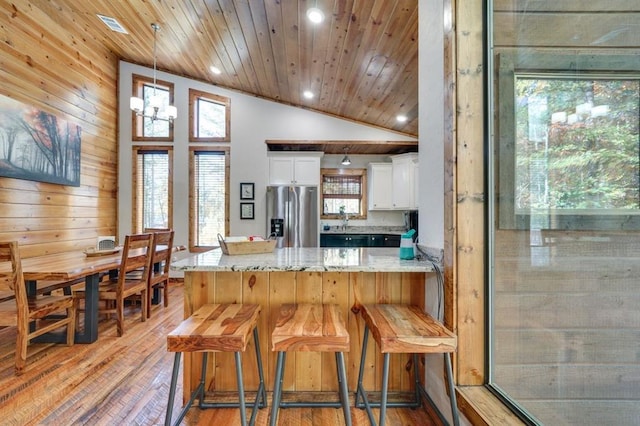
[1,244,186,344]
[18,249,126,344]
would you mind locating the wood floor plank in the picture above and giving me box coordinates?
[0,282,441,425]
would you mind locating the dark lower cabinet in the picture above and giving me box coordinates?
[369,234,384,247]
[383,234,401,247]
[320,233,401,248]
[320,234,369,247]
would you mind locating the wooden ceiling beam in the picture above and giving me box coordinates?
[265,139,418,155]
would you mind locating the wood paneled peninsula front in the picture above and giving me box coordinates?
[171,247,435,401]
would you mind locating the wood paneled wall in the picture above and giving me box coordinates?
[0,1,118,258]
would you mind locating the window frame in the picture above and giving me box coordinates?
[131,146,174,234]
[188,146,230,252]
[189,89,231,142]
[320,168,368,220]
[131,74,175,142]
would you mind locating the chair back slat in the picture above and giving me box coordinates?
[150,230,174,273]
[0,242,30,321]
[119,233,153,285]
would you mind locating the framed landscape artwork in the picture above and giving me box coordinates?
[0,94,81,186]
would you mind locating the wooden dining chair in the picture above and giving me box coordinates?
[74,233,153,336]
[0,241,76,375]
[146,229,174,318]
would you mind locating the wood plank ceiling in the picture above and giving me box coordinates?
[39,0,419,139]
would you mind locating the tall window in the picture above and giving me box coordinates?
[320,168,367,219]
[190,149,229,250]
[132,74,174,141]
[189,89,230,142]
[489,4,640,424]
[133,147,173,233]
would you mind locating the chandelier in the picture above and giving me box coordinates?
[129,23,177,123]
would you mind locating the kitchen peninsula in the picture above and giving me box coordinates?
[171,247,436,400]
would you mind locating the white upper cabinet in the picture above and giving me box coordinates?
[368,163,393,210]
[391,153,419,210]
[268,152,322,185]
[367,153,419,211]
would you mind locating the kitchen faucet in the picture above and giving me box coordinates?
[341,212,349,231]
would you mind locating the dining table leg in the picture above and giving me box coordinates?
[27,273,100,344]
[74,273,100,344]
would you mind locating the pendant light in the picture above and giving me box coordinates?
[130,23,177,122]
[341,147,352,165]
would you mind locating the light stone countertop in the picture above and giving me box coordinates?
[171,247,435,273]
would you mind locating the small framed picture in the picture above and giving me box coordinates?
[240,202,254,220]
[240,182,254,200]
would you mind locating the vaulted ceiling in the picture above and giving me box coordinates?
[42,0,419,137]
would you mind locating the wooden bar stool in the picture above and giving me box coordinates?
[165,304,266,426]
[270,303,352,426]
[355,304,459,426]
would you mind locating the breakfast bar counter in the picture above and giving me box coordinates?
[171,247,435,400]
[172,247,434,273]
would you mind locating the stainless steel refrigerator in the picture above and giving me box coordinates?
[266,185,318,248]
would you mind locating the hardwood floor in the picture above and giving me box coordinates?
[0,281,441,425]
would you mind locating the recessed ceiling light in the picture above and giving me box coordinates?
[210,66,222,75]
[396,115,408,122]
[303,90,314,99]
[306,8,325,24]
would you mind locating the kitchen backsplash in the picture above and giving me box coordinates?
[321,225,407,235]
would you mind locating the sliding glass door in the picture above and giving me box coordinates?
[489,1,640,424]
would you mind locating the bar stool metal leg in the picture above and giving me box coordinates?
[165,352,208,426]
[234,351,247,426]
[269,351,286,426]
[335,352,352,426]
[195,352,209,414]
[413,353,421,408]
[164,352,181,426]
[355,326,376,425]
[355,325,369,408]
[445,353,460,426]
[379,353,390,426]
[252,327,267,408]
[248,326,266,426]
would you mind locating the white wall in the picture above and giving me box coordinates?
[118,61,414,247]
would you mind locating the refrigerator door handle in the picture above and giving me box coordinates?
[284,199,291,246]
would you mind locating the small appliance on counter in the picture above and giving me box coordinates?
[399,229,417,259]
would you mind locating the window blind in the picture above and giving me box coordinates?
[136,150,169,232]
[322,175,362,199]
[193,151,226,246]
